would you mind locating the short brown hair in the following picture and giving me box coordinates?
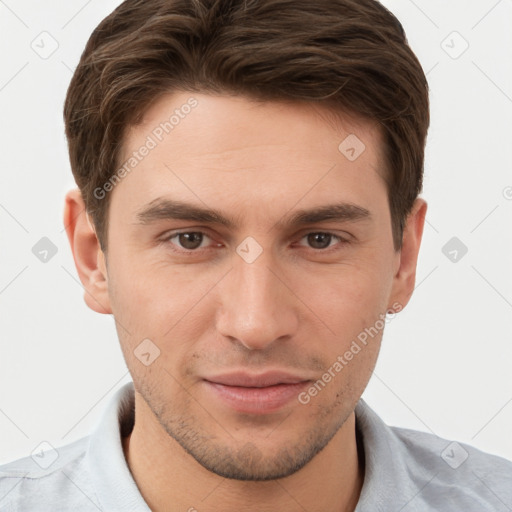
[64,0,429,253]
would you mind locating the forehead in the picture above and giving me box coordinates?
[123,91,383,162]
[112,91,387,220]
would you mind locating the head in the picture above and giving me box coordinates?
[64,0,429,481]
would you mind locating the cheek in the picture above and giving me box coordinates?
[107,259,217,356]
[301,263,389,325]
[108,255,185,318]
[297,265,391,384]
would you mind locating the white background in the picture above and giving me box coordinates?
[0,0,511,466]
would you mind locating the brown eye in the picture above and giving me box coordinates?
[164,231,211,251]
[299,232,347,251]
[307,233,335,249]
[177,232,204,250]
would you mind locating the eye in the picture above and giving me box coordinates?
[296,232,348,251]
[163,231,215,251]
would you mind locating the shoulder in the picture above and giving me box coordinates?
[0,436,101,511]
[391,424,512,508]
[392,422,512,472]
[355,400,512,511]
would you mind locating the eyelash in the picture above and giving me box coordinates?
[160,230,351,254]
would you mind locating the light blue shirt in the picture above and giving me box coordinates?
[1,381,511,511]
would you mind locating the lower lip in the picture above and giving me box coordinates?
[203,380,310,414]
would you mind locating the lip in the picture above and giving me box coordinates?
[204,370,310,387]
[202,371,312,414]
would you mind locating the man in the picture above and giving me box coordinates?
[1,0,511,510]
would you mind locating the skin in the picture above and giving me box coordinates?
[64,91,427,512]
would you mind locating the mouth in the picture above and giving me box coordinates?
[202,371,312,414]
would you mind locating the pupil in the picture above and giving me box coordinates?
[180,232,202,249]
[309,233,330,249]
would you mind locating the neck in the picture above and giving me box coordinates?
[122,394,365,512]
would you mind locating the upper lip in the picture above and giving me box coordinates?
[204,371,311,388]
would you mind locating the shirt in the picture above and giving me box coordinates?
[1,381,511,511]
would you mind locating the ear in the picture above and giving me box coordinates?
[388,198,427,311]
[63,188,112,314]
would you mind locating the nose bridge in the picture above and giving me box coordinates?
[216,241,298,350]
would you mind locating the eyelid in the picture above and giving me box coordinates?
[295,227,354,241]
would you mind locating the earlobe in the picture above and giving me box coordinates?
[388,198,428,311]
[63,188,112,315]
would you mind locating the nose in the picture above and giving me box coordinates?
[215,244,299,351]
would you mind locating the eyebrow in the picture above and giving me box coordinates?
[134,197,371,230]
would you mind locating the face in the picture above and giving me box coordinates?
[89,92,409,480]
